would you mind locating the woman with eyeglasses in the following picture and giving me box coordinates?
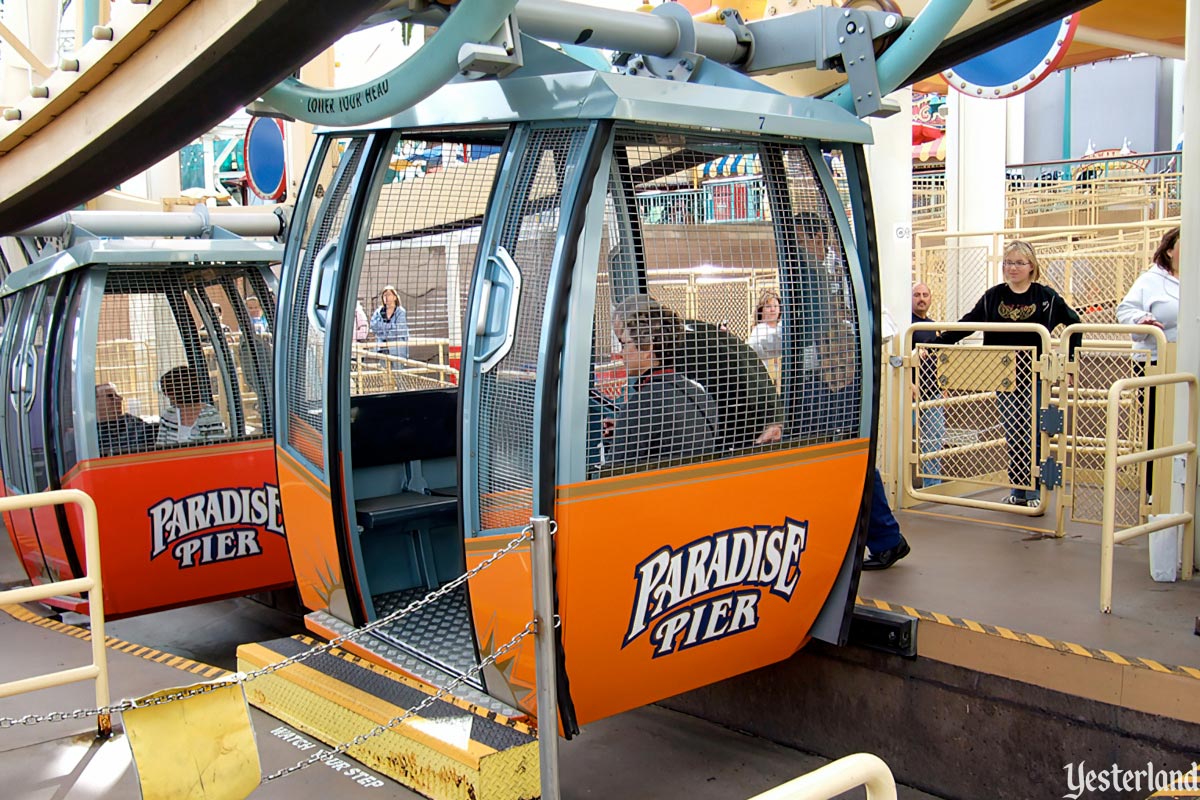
[1116,225,1180,494]
[603,295,717,468]
[932,240,1081,509]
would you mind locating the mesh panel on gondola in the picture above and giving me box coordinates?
[95,268,273,458]
[284,136,366,472]
[475,127,589,529]
[349,137,500,397]
[589,129,862,477]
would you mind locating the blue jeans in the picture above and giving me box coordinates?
[916,401,945,487]
[867,469,902,552]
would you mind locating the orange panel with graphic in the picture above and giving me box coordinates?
[275,447,351,618]
[555,440,866,725]
[52,441,294,617]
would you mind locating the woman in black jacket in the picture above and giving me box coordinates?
[933,241,1081,508]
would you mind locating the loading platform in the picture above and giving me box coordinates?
[1,500,1197,800]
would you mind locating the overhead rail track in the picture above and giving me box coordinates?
[0,0,391,232]
[0,0,1108,234]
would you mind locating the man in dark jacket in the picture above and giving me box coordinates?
[96,383,155,456]
[678,319,782,451]
[605,296,717,468]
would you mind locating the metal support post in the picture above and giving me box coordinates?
[530,515,561,800]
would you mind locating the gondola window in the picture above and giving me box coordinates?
[588,131,864,477]
[348,138,500,399]
[93,269,274,457]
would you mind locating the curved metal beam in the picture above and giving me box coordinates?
[907,0,1100,85]
[260,0,519,126]
[825,0,972,111]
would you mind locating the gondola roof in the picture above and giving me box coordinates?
[320,56,874,147]
[0,238,282,299]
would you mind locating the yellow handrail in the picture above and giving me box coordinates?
[1100,374,1197,613]
[746,753,897,800]
[0,489,110,738]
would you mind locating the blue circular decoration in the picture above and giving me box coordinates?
[244,118,286,200]
[942,15,1078,99]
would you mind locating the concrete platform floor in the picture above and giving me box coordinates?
[860,495,1200,671]
[0,538,939,799]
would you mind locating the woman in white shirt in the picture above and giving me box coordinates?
[747,289,782,361]
[1117,225,1180,363]
[1116,225,1179,494]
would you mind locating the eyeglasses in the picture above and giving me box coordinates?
[1002,259,1031,267]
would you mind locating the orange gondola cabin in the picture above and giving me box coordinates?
[0,236,294,618]
[274,44,882,733]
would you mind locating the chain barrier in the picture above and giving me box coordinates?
[261,618,537,783]
[0,527,534,729]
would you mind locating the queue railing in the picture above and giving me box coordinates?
[1054,324,1170,537]
[1100,373,1197,613]
[745,753,897,800]
[0,489,110,738]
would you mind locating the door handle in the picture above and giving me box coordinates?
[474,278,493,337]
[307,239,340,333]
[473,247,522,372]
[21,349,35,412]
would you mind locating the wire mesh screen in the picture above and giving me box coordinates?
[917,244,990,323]
[588,129,862,476]
[912,343,1038,493]
[95,268,271,457]
[284,136,365,471]
[475,127,588,530]
[56,288,84,473]
[27,287,57,492]
[350,137,500,397]
[1066,347,1145,526]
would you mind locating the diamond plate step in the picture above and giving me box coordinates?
[238,635,539,800]
[304,607,523,719]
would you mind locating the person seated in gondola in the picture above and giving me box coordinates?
[678,317,782,450]
[95,382,155,456]
[602,295,717,468]
[156,366,228,446]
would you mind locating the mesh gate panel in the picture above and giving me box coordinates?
[350,138,499,397]
[476,127,589,529]
[284,136,365,470]
[96,269,269,457]
[913,343,1037,492]
[590,130,862,475]
[1067,347,1145,526]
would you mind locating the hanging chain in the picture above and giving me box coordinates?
[0,528,534,728]
[262,619,535,783]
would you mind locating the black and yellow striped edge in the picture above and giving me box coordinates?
[856,596,1200,682]
[0,604,227,680]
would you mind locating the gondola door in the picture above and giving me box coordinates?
[0,284,51,585]
[458,122,602,718]
[275,133,380,625]
[0,278,83,592]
